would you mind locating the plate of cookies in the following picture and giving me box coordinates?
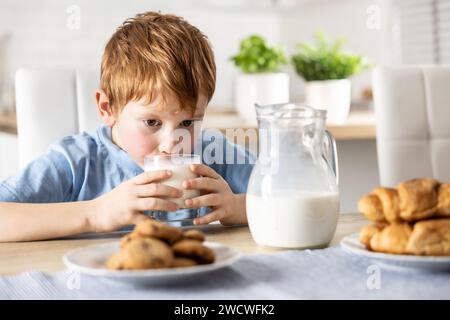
[63,220,241,285]
[341,178,450,272]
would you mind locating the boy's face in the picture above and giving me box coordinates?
[97,91,207,168]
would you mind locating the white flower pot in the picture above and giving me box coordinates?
[234,73,289,120]
[304,79,351,123]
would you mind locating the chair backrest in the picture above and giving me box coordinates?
[15,68,102,168]
[372,66,450,186]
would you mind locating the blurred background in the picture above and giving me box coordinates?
[0,0,449,212]
[3,0,445,109]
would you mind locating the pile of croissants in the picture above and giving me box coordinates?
[358,178,450,256]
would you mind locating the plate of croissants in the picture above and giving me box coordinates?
[63,219,240,285]
[341,178,450,272]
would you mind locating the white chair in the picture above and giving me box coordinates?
[372,66,450,187]
[14,68,102,168]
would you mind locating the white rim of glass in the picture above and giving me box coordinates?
[144,154,201,168]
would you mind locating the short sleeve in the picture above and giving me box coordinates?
[220,142,256,194]
[0,147,74,203]
[202,130,256,194]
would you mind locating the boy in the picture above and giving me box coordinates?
[0,12,255,242]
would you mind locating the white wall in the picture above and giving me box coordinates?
[280,0,393,101]
[0,0,281,109]
[0,132,18,181]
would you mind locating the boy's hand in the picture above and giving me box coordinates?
[183,164,247,226]
[89,170,182,232]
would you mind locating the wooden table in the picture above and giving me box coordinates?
[0,213,368,276]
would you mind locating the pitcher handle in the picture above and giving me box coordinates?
[324,130,339,185]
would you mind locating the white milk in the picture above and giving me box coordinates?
[145,164,200,209]
[246,190,340,248]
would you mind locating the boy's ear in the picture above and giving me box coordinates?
[95,89,116,127]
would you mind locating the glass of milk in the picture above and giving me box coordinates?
[144,154,201,223]
[246,103,340,249]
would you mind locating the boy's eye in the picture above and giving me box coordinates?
[180,120,194,128]
[143,119,162,127]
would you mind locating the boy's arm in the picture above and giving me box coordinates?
[222,193,247,226]
[192,131,255,226]
[0,144,95,241]
[0,170,182,242]
[0,201,95,242]
[183,164,248,226]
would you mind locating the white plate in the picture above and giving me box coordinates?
[340,233,450,272]
[63,241,241,285]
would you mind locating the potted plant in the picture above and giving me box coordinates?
[231,35,289,120]
[291,32,369,123]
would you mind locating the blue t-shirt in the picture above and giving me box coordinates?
[0,125,255,226]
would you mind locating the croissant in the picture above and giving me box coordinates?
[406,219,450,256]
[360,219,450,256]
[359,222,388,250]
[369,223,412,254]
[358,179,450,223]
[358,179,450,256]
[372,187,401,223]
[398,178,439,221]
[436,183,450,217]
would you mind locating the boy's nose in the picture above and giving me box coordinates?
[157,130,179,154]
[158,128,193,154]
[158,138,177,154]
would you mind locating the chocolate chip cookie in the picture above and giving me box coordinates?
[134,219,183,244]
[107,238,174,270]
[171,257,198,268]
[171,239,215,264]
[180,229,206,242]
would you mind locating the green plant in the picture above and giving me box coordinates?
[291,31,370,81]
[231,35,287,73]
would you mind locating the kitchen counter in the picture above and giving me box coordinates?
[203,109,376,140]
[0,109,376,140]
[0,110,16,135]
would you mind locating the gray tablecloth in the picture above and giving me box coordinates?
[1,246,449,299]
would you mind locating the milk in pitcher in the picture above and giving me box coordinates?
[246,190,340,248]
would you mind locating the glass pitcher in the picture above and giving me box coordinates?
[246,103,340,249]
